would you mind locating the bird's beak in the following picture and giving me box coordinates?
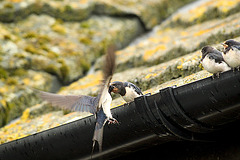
[109,85,118,93]
[109,85,114,93]
[109,85,119,93]
[221,43,228,49]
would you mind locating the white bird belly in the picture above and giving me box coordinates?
[202,56,230,73]
[102,93,112,119]
[122,87,141,102]
[223,48,240,68]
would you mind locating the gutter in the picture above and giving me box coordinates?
[0,70,240,160]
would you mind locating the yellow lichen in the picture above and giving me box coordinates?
[24,45,43,55]
[0,87,8,94]
[143,45,166,60]
[194,28,213,37]
[22,78,30,85]
[216,0,239,13]
[0,99,7,108]
[62,72,103,92]
[21,108,31,121]
[33,74,43,81]
[180,31,188,36]
[144,73,158,79]
[189,7,206,21]
[177,58,185,70]
[51,24,66,35]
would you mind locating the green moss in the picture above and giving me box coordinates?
[23,32,38,39]
[37,35,51,45]
[167,3,240,28]
[51,23,66,34]
[24,32,50,45]
[79,37,92,45]
[80,21,90,28]
[58,59,70,82]
[157,47,187,65]
[13,53,26,59]
[79,58,91,72]
[152,0,195,28]
[197,7,223,24]
[3,34,12,40]
[64,5,73,12]
[6,77,18,85]
[11,68,27,77]
[46,51,59,59]
[198,28,240,49]
[4,3,14,9]
[45,63,59,75]
[0,67,8,79]
[24,45,42,55]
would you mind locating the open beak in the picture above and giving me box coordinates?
[221,43,228,49]
[109,85,118,93]
[109,85,114,93]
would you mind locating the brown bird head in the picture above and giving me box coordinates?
[201,46,214,61]
[109,81,126,96]
[222,39,240,54]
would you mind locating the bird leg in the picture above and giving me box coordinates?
[125,102,130,106]
[212,73,220,79]
[237,66,240,71]
[108,118,119,124]
[212,74,215,79]
[216,72,220,78]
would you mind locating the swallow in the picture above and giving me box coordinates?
[201,46,231,78]
[222,39,240,70]
[109,81,143,103]
[36,45,117,153]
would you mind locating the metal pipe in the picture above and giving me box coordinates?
[0,70,240,160]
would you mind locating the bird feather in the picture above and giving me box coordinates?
[36,90,97,114]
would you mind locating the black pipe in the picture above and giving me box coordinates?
[0,70,240,160]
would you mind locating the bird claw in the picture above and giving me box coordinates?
[212,73,220,79]
[125,102,130,106]
[108,118,119,125]
[237,66,240,71]
[212,74,215,79]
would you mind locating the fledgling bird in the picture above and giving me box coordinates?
[222,39,240,70]
[201,46,231,78]
[35,45,117,153]
[109,81,143,103]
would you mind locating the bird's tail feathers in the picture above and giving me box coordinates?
[92,119,106,153]
[103,45,116,80]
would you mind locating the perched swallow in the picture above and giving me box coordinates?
[109,81,143,103]
[201,46,231,78]
[36,46,117,153]
[222,39,240,70]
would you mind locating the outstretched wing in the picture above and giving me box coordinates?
[96,45,116,111]
[36,90,97,114]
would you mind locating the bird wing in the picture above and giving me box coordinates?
[36,90,97,114]
[208,52,224,64]
[96,45,116,111]
[91,45,116,153]
[233,45,240,51]
[127,82,143,95]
